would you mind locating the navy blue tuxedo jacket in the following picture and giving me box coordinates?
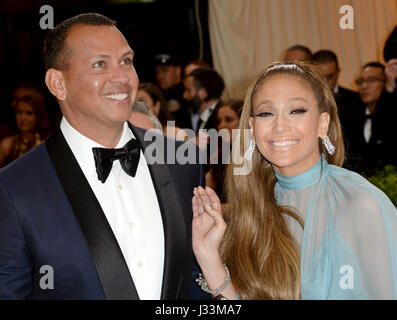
[0,123,204,299]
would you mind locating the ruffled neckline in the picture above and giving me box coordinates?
[275,155,329,190]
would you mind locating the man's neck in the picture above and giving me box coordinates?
[63,115,124,148]
[366,101,377,114]
[198,99,218,115]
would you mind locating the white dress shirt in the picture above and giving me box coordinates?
[198,101,218,130]
[364,107,372,143]
[60,117,164,300]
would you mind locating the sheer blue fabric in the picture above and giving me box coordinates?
[274,155,397,299]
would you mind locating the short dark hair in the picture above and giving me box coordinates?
[363,61,385,72]
[188,68,225,101]
[43,13,116,71]
[286,44,313,60]
[312,50,339,69]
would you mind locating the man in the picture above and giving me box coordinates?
[184,59,210,77]
[183,68,225,134]
[355,62,396,174]
[154,53,192,130]
[283,44,313,62]
[312,50,363,171]
[0,13,203,300]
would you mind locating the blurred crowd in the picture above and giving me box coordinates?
[1,29,396,202]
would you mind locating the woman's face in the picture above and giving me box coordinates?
[217,105,240,143]
[136,89,160,116]
[15,101,37,134]
[249,74,329,176]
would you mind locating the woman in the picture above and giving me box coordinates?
[192,61,397,300]
[136,82,187,140]
[206,99,243,200]
[0,95,50,167]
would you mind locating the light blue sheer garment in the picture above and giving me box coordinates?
[274,155,397,299]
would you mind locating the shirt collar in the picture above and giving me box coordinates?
[60,117,134,177]
[200,101,218,122]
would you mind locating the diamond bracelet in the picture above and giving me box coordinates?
[196,264,231,295]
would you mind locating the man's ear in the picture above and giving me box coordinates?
[318,112,330,138]
[198,87,208,100]
[45,68,67,101]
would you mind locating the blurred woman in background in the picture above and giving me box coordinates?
[206,99,243,201]
[136,82,187,140]
[0,95,50,167]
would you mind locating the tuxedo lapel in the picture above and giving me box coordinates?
[45,127,139,300]
[130,124,187,299]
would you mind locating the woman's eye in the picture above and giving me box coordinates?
[290,108,307,115]
[256,112,272,117]
[93,61,105,68]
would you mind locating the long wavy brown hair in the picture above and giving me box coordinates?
[222,61,345,299]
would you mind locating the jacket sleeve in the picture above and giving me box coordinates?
[0,184,33,299]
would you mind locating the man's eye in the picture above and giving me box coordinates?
[93,61,105,68]
[121,58,133,65]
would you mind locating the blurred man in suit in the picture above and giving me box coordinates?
[283,44,313,62]
[313,50,363,171]
[355,62,397,174]
[183,68,225,134]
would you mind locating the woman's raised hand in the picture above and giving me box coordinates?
[192,186,226,262]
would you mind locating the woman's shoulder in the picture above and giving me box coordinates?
[0,135,17,150]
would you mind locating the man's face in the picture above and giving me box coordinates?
[155,65,181,90]
[183,76,203,112]
[357,66,385,107]
[316,61,339,90]
[59,25,138,130]
[284,49,310,62]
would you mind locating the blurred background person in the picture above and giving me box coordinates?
[154,53,192,130]
[355,62,397,174]
[129,100,163,131]
[312,50,363,171]
[183,68,225,134]
[136,82,187,140]
[0,95,50,168]
[283,44,313,62]
[184,59,210,77]
[11,82,60,131]
[206,99,243,202]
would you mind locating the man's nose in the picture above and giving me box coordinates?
[109,65,130,83]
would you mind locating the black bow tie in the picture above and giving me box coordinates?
[92,138,141,183]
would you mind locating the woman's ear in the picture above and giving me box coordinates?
[248,116,254,138]
[45,68,67,101]
[318,112,331,138]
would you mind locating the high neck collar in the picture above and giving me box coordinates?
[275,155,328,190]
